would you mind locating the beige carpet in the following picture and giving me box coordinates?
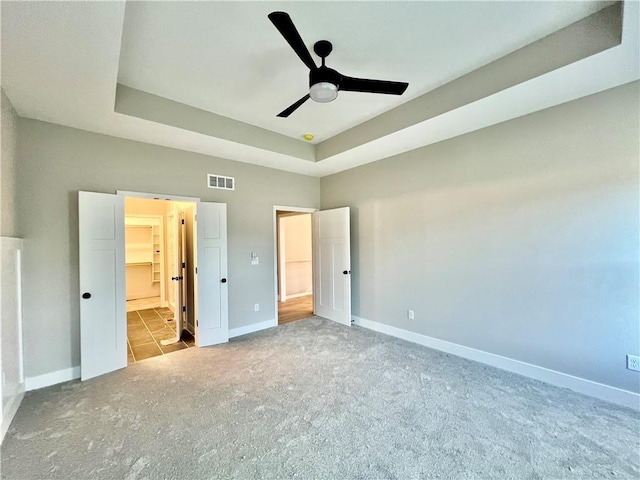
[2,317,639,479]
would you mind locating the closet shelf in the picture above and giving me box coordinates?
[126,262,152,266]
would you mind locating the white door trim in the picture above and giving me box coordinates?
[117,190,201,203]
[272,205,317,325]
[120,191,200,336]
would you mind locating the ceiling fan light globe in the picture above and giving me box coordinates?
[309,82,338,103]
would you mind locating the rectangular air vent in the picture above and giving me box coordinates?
[207,174,235,191]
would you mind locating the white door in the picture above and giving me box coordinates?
[162,210,184,346]
[195,202,229,347]
[179,213,188,331]
[166,210,176,309]
[174,211,185,340]
[313,207,351,326]
[79,191,126,380]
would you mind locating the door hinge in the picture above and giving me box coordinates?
[182,262,186,268]
[196,319,198,327]
[182,306,186,312]
[195,267,198,274]
[181,219,185,224]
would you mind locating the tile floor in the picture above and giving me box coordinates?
[127,307,195,363]
[126,296,162,312]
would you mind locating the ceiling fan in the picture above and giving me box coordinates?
[268,11,409,118]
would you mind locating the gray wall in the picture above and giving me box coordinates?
[16,119,320,378]
[1,89,18,237]
[321,81,640,393]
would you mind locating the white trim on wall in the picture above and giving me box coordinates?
[116,190,201,202]
[278,218,286,303]
[285,291,313,300]
[24,319,277,392]
[352,316,640,411]
[0,392,24,444]
[25,366,81,392]
[1,237,26,444]
[229,319,277,339]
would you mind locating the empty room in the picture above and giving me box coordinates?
[1,1,638,479]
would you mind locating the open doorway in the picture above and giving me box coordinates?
[275,208,315,324]
[79,190,229,380]
[124,197,196,363]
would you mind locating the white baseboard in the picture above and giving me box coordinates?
[352,316,640,411]
[282,291,313,301]
[230,319,277,339]
[1,390,25,445]
[25,366,81,392]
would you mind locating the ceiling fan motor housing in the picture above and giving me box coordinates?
[310,66,341,90]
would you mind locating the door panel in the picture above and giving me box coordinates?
[332,243,346,311]
[196,202,228,346]
[184,205,196,334]
[79,191,126,380]
[162,210,184,346]
[176,212,186,338]
[313,207,351,326]
[166,211,176,309]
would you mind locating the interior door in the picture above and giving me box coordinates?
[79,191,126,380]
[195,202,228,347]
[179,213,188,332]
[163,209,184,346]
[166,210,176,309]
[313,207,351,326]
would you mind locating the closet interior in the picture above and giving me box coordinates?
[124,197,197,363]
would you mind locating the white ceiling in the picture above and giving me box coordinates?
[1,1,638,177]
[117,1,609,143]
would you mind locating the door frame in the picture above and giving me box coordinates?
[272,205,317,324]
[118,190,201,349]
[117,191,201,203]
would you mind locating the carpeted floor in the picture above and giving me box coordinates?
[2,317,639,479]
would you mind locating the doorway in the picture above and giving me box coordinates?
[275,207,315,324]
[124,197,196,362]
[272,205,352,328]
[276,210,313,325]
[79,190,230,381]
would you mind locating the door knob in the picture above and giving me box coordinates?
[82,292,91,299]
[221,278,227,283]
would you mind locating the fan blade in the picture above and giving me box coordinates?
[268,12,317,71]
[277,94,311,118]
[340,76,408,95]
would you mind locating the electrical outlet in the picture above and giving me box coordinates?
[407,310,415,320]
[627,355,640,372]
[254,303,260,312]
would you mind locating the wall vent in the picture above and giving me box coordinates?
[207,174,235,191]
